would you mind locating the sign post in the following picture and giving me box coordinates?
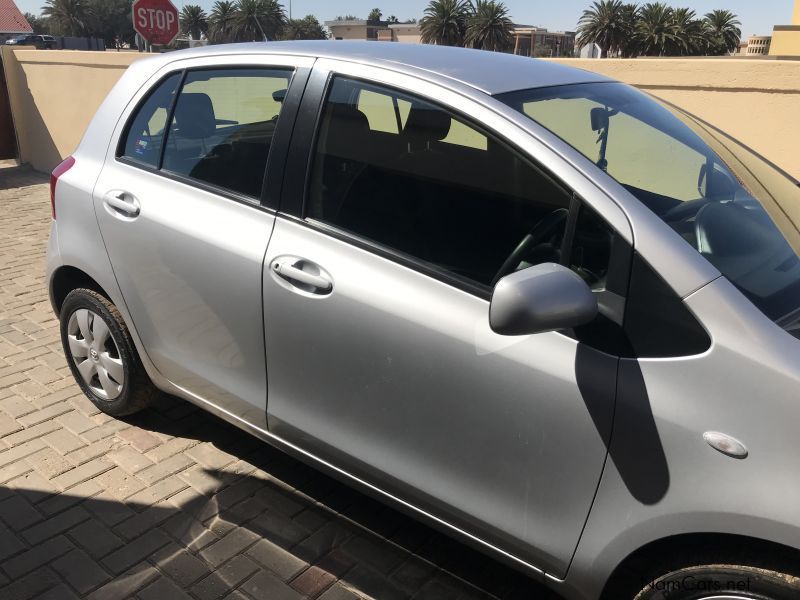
[132,0,180,48]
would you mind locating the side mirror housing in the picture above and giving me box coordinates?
[490,263,598,336]
[590,106,609,132]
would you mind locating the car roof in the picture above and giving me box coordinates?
[159,41,611,95]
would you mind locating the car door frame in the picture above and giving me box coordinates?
[96,53,315,405]
[271,57,638,579]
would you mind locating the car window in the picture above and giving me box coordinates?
[307,77,600,290]
[161,68,292,198]
[119,72,182,168]
[499,82,800,328]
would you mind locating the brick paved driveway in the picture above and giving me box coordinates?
[0,165,560,600]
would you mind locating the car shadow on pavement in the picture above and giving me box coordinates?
[0,393,564,600]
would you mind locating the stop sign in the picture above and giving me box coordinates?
[132,0,180,46]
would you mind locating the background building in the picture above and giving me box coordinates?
[745,35,772,55]
[0,0,32,43]
[327,19,421,43]
[770,0,800,56]
[511,27,576,57]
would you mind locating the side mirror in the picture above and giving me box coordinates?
[590,106,609,132]
[489,263,598,336]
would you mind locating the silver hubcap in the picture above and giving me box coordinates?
[67,308,124,400]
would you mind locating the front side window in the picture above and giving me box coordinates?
[499,83,800,330]
[307,77,584,289]
[161,68,292,198]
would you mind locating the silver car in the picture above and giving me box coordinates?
[46,41,800,600]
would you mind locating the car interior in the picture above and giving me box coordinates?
[162,91,280,198]
[308,86,613,290]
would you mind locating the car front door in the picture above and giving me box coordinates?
[263,62,633,578]
[93,56,311,421]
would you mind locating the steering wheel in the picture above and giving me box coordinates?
[491,208,569,287]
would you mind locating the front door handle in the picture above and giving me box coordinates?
[103,191,140,218]
[271,257,332,292]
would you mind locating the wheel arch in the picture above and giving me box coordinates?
[601,532,800,599]
[50,265,113,316]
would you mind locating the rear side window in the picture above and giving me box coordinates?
[161,68,292,198]
[120,73,181,167]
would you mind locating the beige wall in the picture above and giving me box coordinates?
[1,47,144,172]
[2,48,799,182]
[327,24,369,40]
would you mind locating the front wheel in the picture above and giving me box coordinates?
[60,288,159,416]
[634,564,800,600]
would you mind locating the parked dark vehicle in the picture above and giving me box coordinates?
[4,34,56,49]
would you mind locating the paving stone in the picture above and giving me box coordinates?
[0,566,61,600]
[241,569,305,600]
[246,538,309,581]
[51,457,113,490]
[22,505,92,545]
[137,576,194,600]
[67,518,125,559]
[116,428,161,453]
[0,494,44,531]
[101,528,172,575]
[52,548,112,594]
[2,535,75,579]
[43,428,85,455]
[150,542,211,587]
[36,583,81,600]
[290,564,338,598]
[186,442,237,470]
[107,445,154,474]
[191,555,260,600]
[200,526,261,568]
[86,562,159,600]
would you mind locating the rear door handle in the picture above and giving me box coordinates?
[103,191,140,218]
[271,257,332,293]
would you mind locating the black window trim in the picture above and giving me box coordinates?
[115,64,309,211]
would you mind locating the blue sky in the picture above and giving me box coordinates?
[19,0,794,37]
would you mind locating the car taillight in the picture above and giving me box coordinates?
[50,155,75,219]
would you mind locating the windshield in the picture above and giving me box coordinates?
[498,82,800,332]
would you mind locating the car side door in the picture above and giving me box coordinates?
[93,56,312,422]
[263,60,633,578]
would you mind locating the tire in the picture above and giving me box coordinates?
[60,288,158,416]
[633,564,800,600]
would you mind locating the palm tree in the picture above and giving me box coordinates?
[617,3,640,57]
[704,9,741,55]
[232,0,286,41]
[180,5,208,40]
[283,14,327,40]
[41,0,89,36]
[367,8,382,22]
[208,0,238,43]
[464,0,513,51]
[576,0,627,58]
[671,7,704,55]
[420,0,470,46]
[635,2,677,56]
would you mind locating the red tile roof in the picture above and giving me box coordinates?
[0,0,32,34]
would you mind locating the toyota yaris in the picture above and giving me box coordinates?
[47,41,800,600]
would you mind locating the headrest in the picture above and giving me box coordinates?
[173,93,216,140]
[328,103,370,133]
[402,104,451,144]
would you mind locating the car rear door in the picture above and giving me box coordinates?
[262,60,633,578]
[93,55,312,422]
